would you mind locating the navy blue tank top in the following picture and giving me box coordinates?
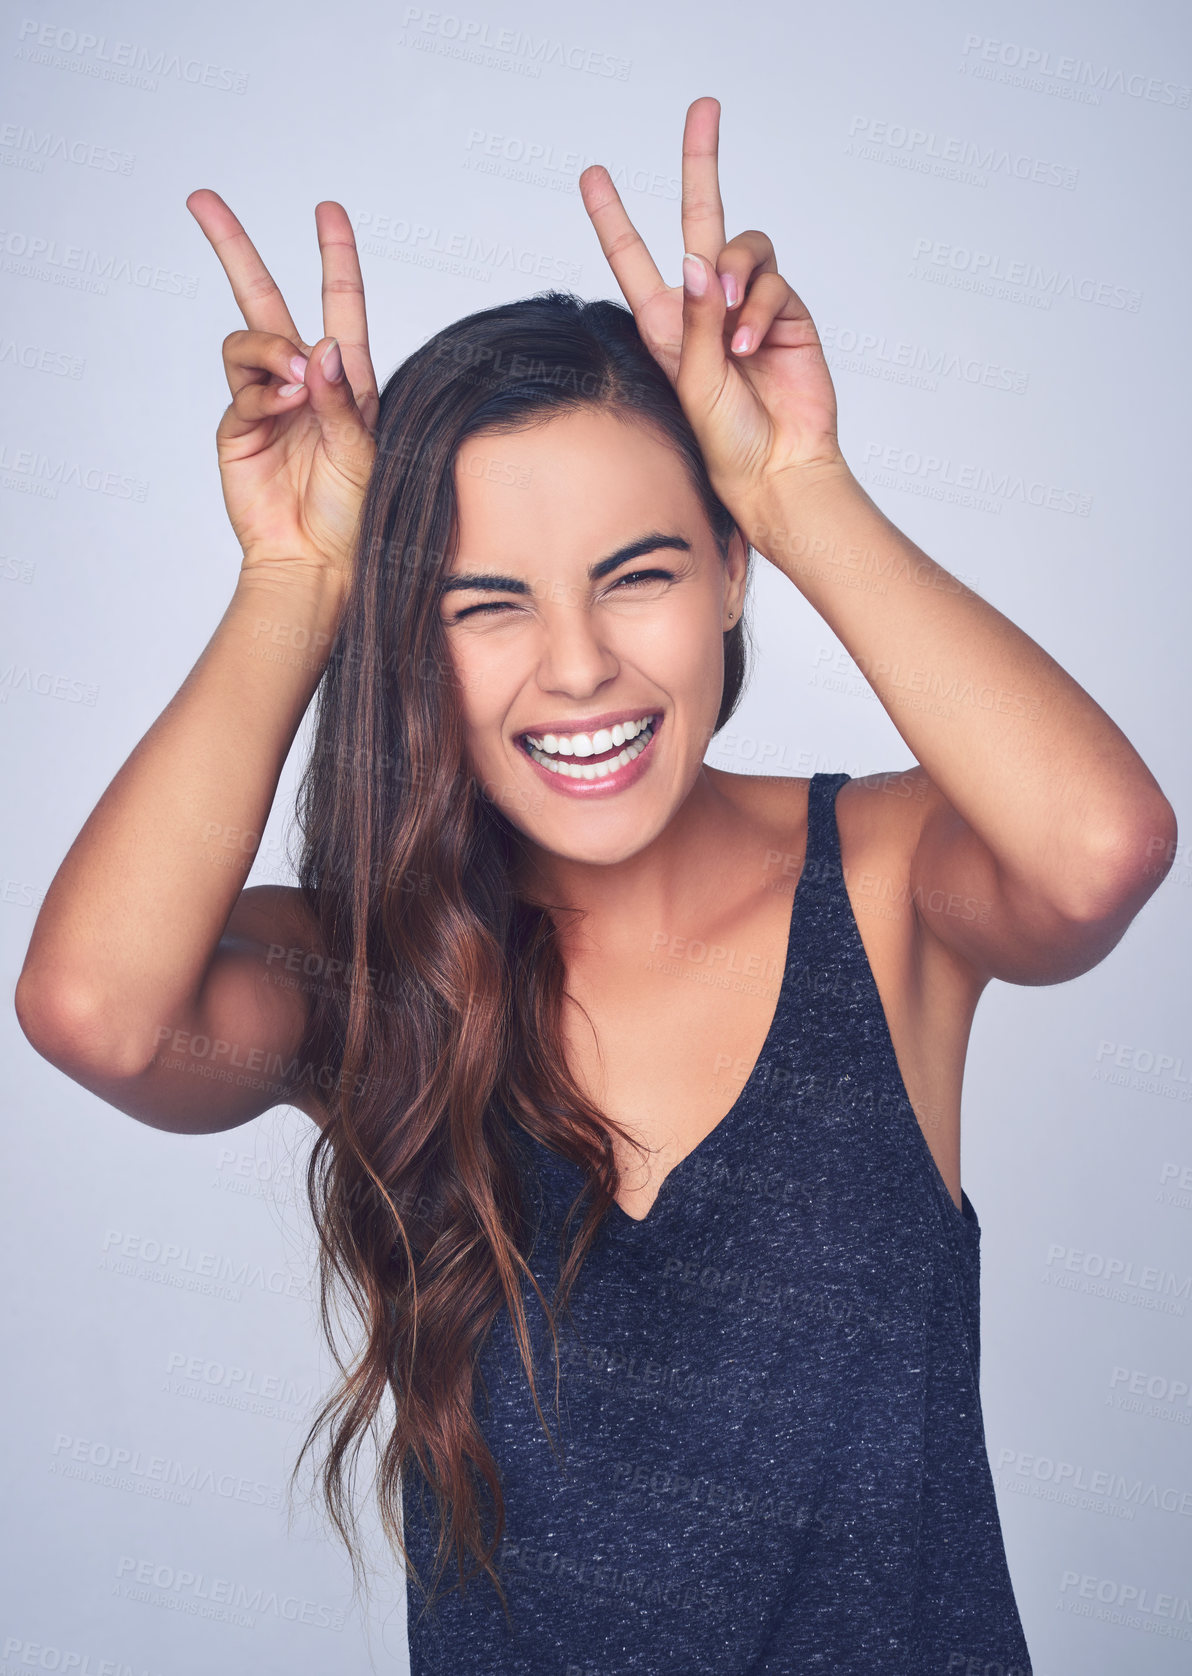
[402,770,1033,1674]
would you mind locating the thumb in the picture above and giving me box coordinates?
[304,335,375,480]
[678,251,729,407]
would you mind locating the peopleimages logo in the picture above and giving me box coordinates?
[13,19,249,94]
[0,441,148,500]
[162,1350,314,1424]
[112,1554,347,1630]
[462,127,678,199]
[1110,1364,1192,1415]
[1056,1571,1192,1632]
[958,33,1191,109]
[397,7,631,80]
[994,1446,1192,1518]
[1043,1243,1189,1315]
[0,228,198,297]
[353,210,581,286]
[0,122,135,175]
[50,1431,283,1510]
[846,114,1079,190]
[860,439,1091,517]
[1093,1039,1192,1103]
[0,337,85,377]
[99,1228,307,1303]
[909,237,1142,313]
[820,321,1029,395]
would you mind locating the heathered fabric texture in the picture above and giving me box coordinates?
[402,771,1033,1674]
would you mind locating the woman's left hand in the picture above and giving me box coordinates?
[580,96,850,524]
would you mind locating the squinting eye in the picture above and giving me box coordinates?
[452,602,513,620]
[613,569,674,589]
[448,569,675,623]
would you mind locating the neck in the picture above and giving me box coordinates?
[508,764,749,943]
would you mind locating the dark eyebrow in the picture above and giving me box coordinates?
[438,532,692,597]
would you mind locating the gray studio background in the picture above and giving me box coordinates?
[3,0,1190,1669]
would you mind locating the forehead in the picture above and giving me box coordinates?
[450,408,701,559]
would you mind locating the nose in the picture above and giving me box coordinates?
[534,603,621,699]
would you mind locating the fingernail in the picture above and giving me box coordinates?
[289,354,308,383]
[721,272,739,307]
[278,382,303,397]
[731,326,753,354]
[321,338,343,382]
[682,253,707,297]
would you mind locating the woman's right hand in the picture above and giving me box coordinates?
[187,191,379,592]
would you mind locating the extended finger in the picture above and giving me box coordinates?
[715,229,777,309]
[680,97,727,265]
[221,328,311,400]
[187,189,307,346]
[578,164,669,317]
[677,249,729,410]
[300,335,378,480]
[315,202,378,427]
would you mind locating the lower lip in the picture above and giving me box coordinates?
[517,717,663,798]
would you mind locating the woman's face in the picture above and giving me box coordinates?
[439,406,748,868]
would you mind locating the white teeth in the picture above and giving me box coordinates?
[524,713,656,758]
[523,716,657,779]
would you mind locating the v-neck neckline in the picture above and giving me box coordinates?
[602,778,823,1239]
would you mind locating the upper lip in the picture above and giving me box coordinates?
[516,707,662,740]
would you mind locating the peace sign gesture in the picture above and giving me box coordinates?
[579,97,850,528]
[187,191,378,591]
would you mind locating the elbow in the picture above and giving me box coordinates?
[1059,796,1179,923]
[14,967,156,1082]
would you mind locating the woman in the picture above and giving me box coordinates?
[15,97,1175,1673]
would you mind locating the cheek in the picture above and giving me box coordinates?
[631,606,724,700]
[441,630,490,699]
[449,645,519,748]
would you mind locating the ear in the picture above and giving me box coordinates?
[723,527,750,626]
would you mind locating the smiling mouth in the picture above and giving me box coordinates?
[518,714,662,780]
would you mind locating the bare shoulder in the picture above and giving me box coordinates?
[833,765,966,979]
[835,765,986,994]
[713,759,978,1013]
[704,765,813,848]
[835,765,934,869]
[707,762,930,866]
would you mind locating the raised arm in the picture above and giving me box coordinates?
[580,96,1177,986]
[14,194,378,1133]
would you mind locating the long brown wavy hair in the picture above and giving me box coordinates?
[285,290,753,1626]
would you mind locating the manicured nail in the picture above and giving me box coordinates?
[289,354,308,382]
[731,326,754,354]
[321,338,343,382]
[721,272,739,307]
[682,253,707,297]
